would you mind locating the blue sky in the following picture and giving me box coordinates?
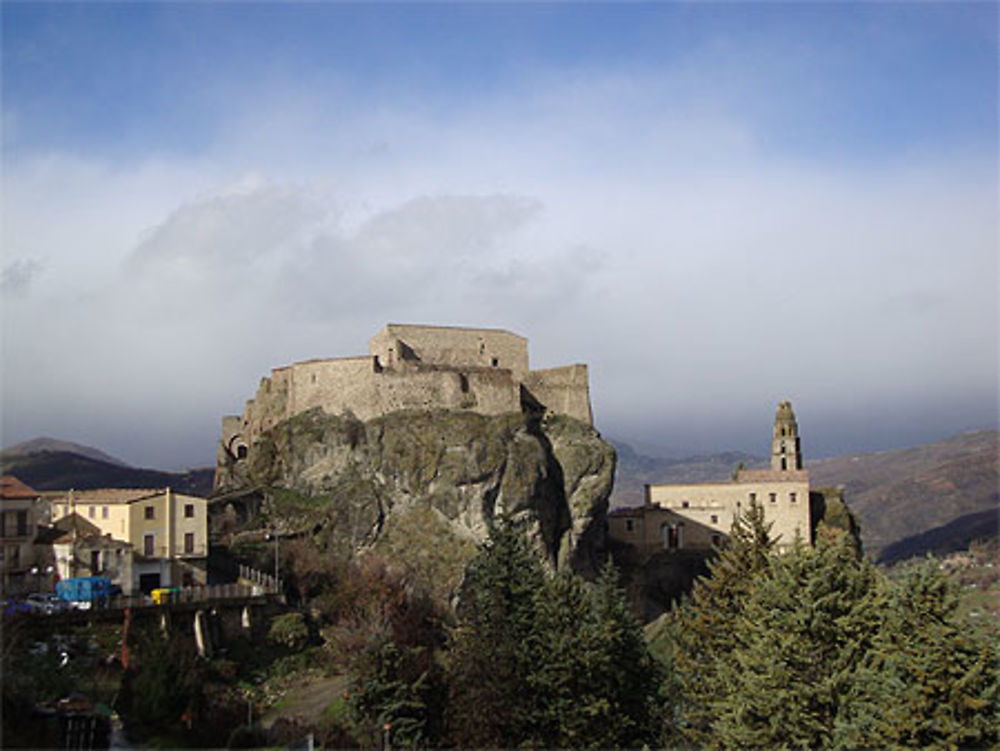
[2,2,997,468]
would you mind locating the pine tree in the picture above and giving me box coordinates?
[445,519,548,747]
[712,530,884,750]
[670,498,776,745]
[836,560,1000,749]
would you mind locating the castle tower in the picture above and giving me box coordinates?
[771,400,802,471]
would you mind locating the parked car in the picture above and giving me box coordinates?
[2,598,32,616]
[26,593,68,615]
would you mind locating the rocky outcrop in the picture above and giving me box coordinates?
[213,408,616,597]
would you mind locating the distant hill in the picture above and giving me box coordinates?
[611,429,998,560]
[808,429,998,557]
[610,440,764,506]
[1,436,130,467]
[0,447,215,497]
[877,509,999,565]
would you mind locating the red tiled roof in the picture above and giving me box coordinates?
[0,475,40,499]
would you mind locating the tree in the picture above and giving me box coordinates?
[447,520,665,748]
[446,519,548,746]
[836,560,999,749]
[669,498,776,745]
[712,531,884,749]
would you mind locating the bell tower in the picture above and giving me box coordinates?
[771,400,802,471]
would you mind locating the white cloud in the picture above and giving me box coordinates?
[1,63,995,466]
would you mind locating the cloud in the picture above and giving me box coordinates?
[1,47,995,467]
[0,258,43,296]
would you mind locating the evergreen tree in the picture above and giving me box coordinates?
[669,498,776,745]
[836,560,1000,749]
[447,521,665,749]
[445,519,548,746]
[712,531,884,749]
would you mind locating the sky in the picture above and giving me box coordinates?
[1,2,997,469]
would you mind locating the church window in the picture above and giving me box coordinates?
[459,374,469,393]
[781,457,787,470]
[237,445,248,460]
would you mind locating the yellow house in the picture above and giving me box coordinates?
[50,488,208,593]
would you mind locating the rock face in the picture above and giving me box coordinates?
[213,408,616,597]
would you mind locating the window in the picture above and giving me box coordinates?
[625,519,634,532]
[184,503,194,519]
[790,492,797,504]
[143,534,154,557]
[710,514,719,524]
[769,493,777,503]
[681,501,690,509]
[749,492,756,503]
[781,457,787,470]
[16,511,27,537]
[102,506,109,519]
[88,505,96,519]
[184,533,195,554]
[491,357,499,367]
[144,505,155,520]
[664,524,681,550]
[0,512,5,537]
[459,374,469,393]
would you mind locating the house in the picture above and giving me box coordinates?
[49,488,208,593]
[1,475,44,595]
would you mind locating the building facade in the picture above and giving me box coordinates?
[49,488,208,593]
[609,401,812,555]
[1,475,43,595]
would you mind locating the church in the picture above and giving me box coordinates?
[608,401,813,554]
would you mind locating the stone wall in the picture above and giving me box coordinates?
[215,325,593,492]
[524,364,593,425]
[369,323,529,377]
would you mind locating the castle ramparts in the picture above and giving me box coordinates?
[217,324,593,470]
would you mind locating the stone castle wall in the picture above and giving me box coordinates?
[217,325,592,470]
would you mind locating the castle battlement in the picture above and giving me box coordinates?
[216,324,593,472]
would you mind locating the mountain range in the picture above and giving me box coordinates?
[611,428,997,559]
[2,429,995,562]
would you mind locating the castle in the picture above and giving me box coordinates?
[217,323,593,472]
[608,401,812,554]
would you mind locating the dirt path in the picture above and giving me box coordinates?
[261,674,349,729]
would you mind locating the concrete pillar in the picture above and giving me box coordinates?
[194,609,212,658]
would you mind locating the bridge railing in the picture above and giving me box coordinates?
[107,582,275,610]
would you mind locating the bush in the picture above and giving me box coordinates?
[268,612,309,650]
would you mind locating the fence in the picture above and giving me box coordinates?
[238,564,282,594]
